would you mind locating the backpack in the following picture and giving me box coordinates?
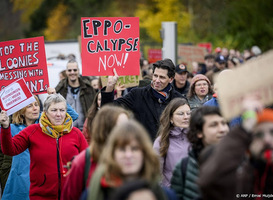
[80,149,91,200]
[181,156,189,186]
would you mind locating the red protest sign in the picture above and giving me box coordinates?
[0,78,35,116]
[81,17,140,76]
[148,49,162,64]
[0,36,49,94]
[198,43,212,53]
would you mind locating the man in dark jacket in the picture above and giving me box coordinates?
[171,64,190,98]
[198,97,273,200]
[55,59,96,131]
[101,58,185,140]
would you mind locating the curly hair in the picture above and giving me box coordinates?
[100,120,160,185]
[157,98,189,158]
[187,106,221,157]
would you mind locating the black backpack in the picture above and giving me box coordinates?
[181,156,189,185]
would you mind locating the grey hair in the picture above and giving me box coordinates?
[43,93,67,112]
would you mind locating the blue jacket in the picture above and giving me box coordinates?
[1,104,78,200]
[203,96,218,107]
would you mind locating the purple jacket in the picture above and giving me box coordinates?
[153,127,190,187]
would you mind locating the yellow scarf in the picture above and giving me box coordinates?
[39,112,73,139]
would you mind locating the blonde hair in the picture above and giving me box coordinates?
[12,95,40,124]
[99,120,160,185]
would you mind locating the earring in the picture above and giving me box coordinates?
[170,121,173,124]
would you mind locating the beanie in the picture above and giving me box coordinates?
[257,109,273,124]
[191,74,211,87]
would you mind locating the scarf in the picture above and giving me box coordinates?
[39,112,73,139]
[151,83,172,103]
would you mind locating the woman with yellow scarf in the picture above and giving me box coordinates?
[0,94,88,200]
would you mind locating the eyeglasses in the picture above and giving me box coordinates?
[195,83,208,87]
[67,69,78,72]
[174,111,191,116]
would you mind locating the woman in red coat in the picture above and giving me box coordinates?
[0,94,88,200]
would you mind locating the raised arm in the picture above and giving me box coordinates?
[0,111,29,156]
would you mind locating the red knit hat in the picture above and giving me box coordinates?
[257,109,273,124]
[191,74,211,87]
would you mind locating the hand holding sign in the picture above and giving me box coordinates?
[106,68,119,92]
[0,110,9,128]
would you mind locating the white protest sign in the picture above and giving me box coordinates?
[217,50,273,120]
[0,78,35,116]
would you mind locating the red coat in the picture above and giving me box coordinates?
[1,124,88,200]
[61,149,97,200]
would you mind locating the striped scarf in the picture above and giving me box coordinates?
[151,83,172,103]
[39,112,73,139]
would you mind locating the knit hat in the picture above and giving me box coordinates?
[257,109,273,124]
[191,74,211,87]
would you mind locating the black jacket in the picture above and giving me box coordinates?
[101,85,185,140]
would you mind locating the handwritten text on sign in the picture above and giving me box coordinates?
[81,17,140,76]
[0,37,49,94]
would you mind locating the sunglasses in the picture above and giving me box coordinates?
[67,69,78,72]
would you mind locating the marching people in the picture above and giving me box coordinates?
[187,74,213,111]
[88,120,177,200]
[171,106,229,200]
[62,105,132,200]
[0,88,78,200]
[101,58,185,140]
[56,59,96,131]
[198,96,273,200]
[153,98,191,188]
[0,94,88,200]
[171,64,190,97]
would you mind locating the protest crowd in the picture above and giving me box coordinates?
[1,30,273,200]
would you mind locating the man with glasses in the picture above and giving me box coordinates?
[56,59,96,131]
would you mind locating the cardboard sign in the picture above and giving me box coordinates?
[0,36,49,94]
[100,75,141,88]
[81,17,140,76]
[0,78,35,116]
[177,45,207,71]
[216,50,273,120]
[148,49,162,64]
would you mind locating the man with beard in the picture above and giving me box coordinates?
[198,96,273,200]
[56,59,96,131]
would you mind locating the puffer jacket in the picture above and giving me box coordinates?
[171,150,201,200]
